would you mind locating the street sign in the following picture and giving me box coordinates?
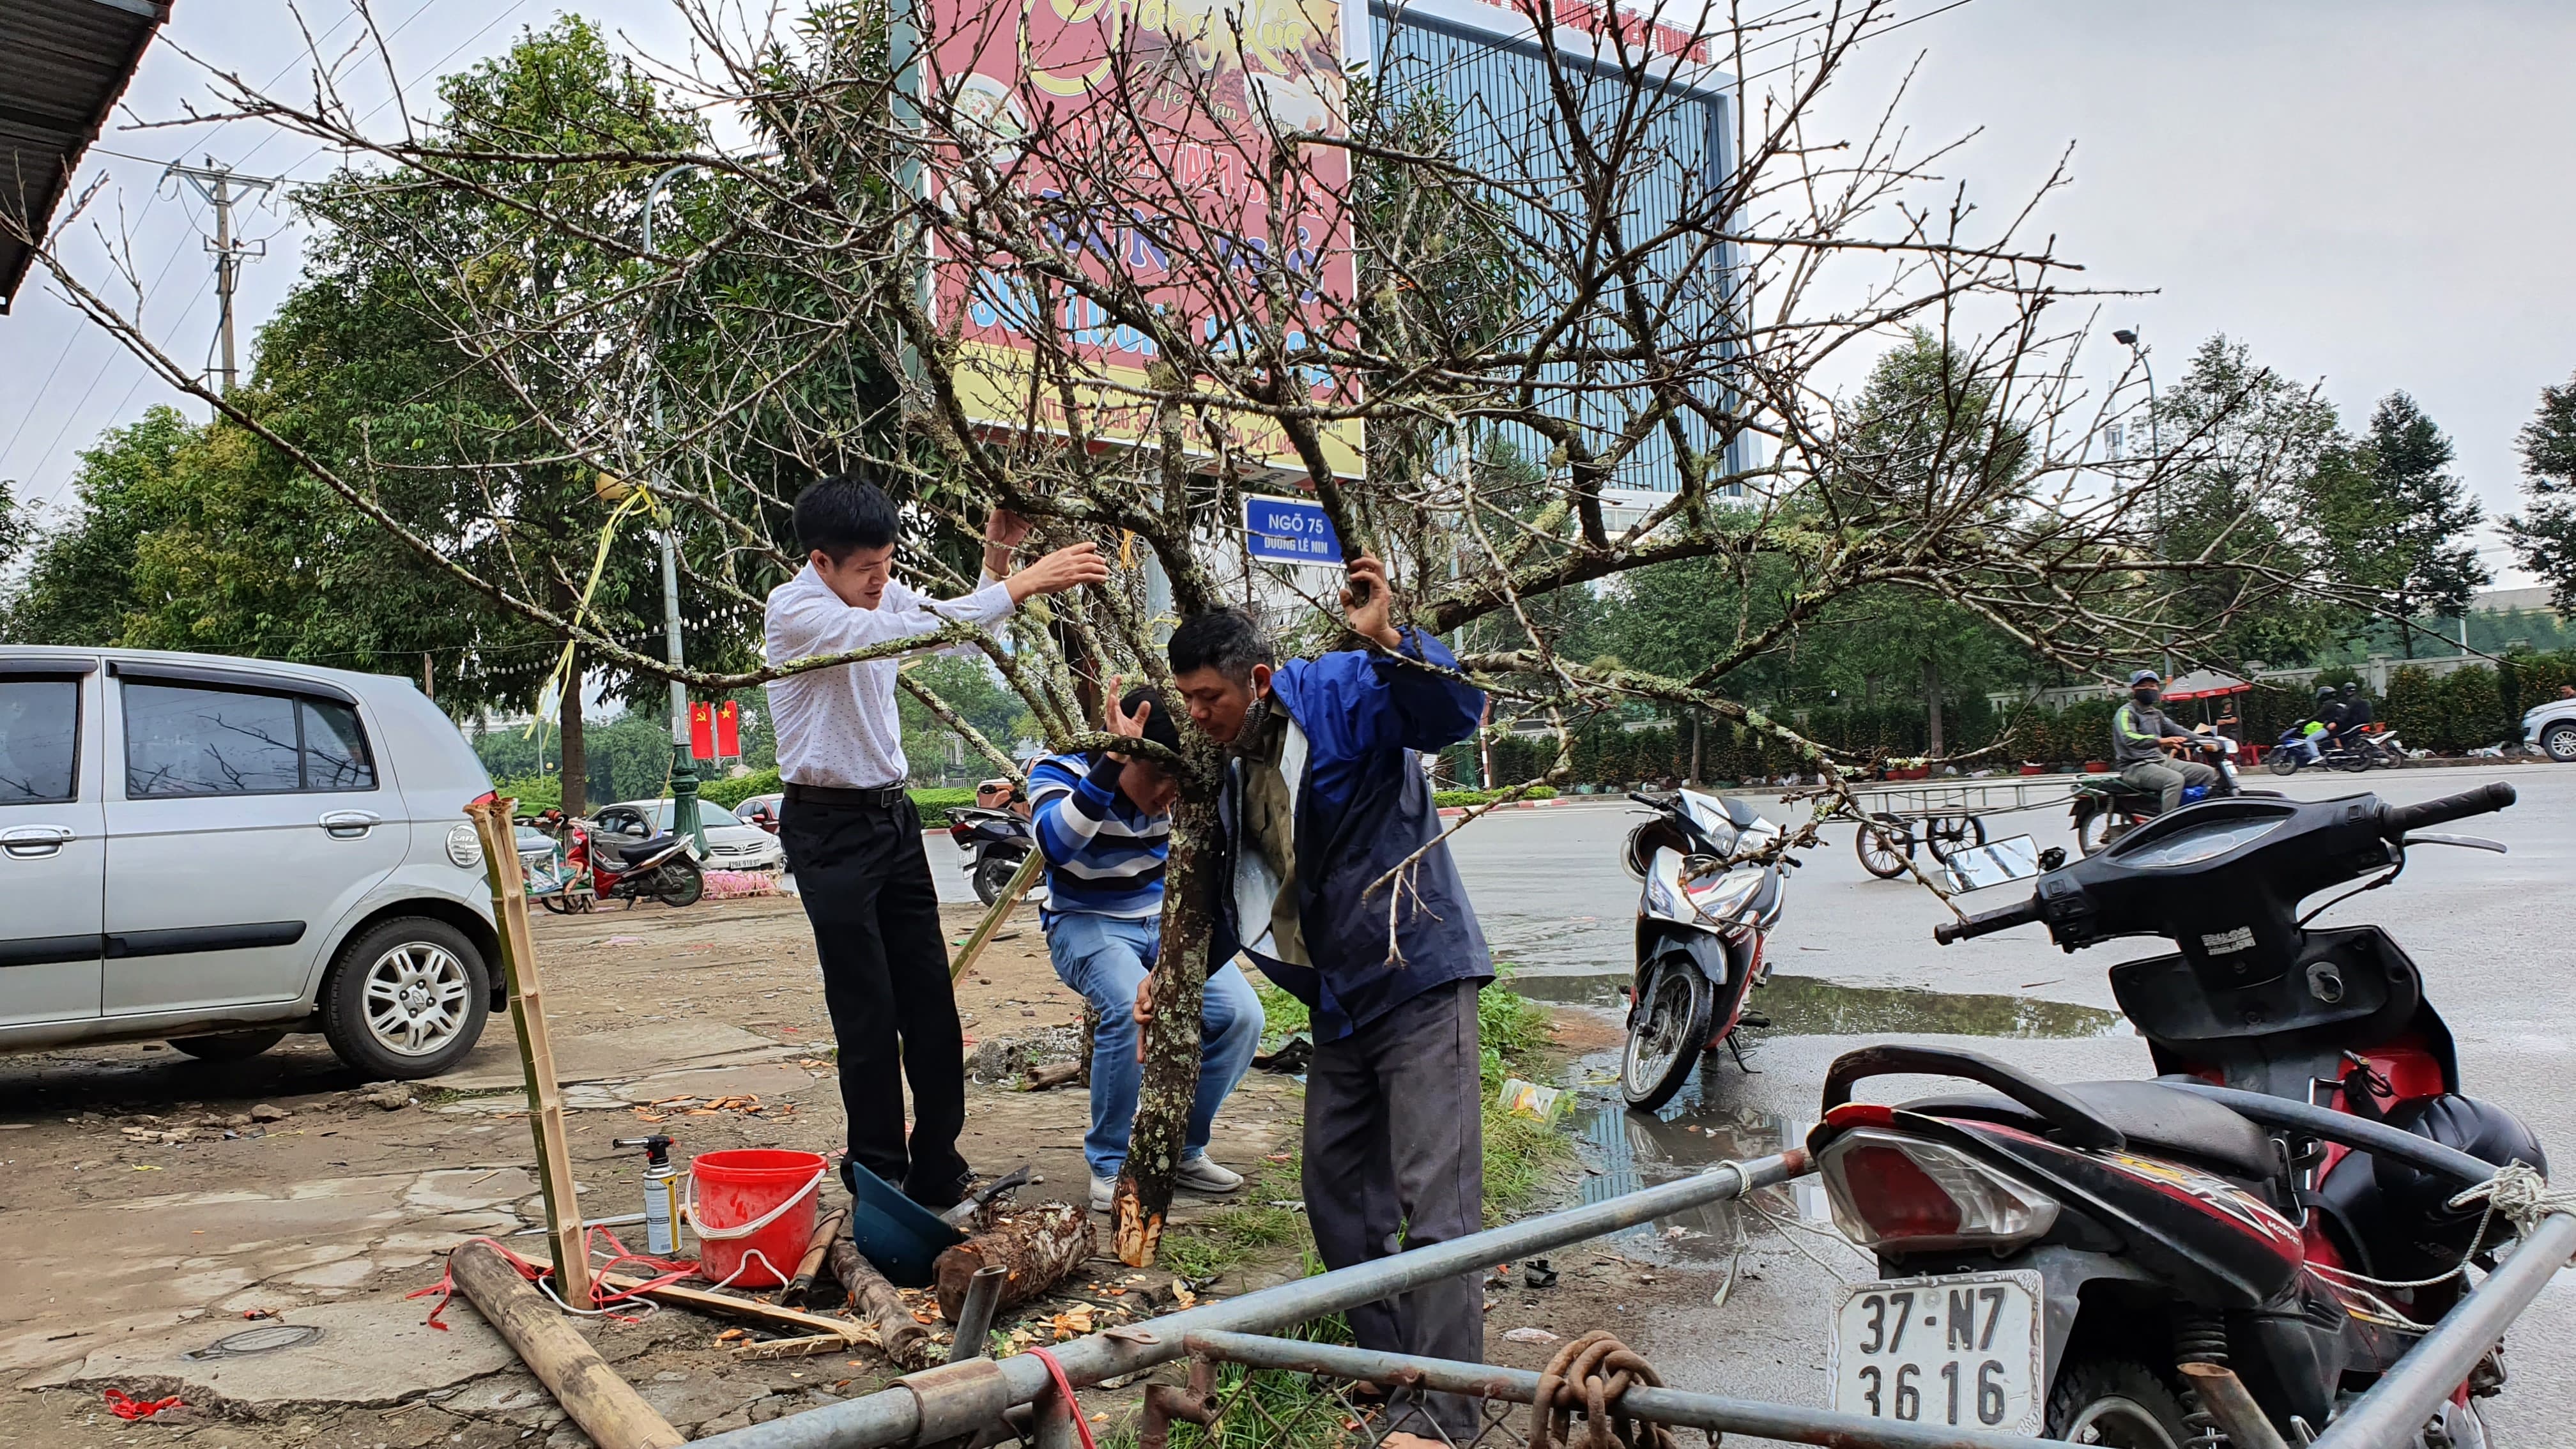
[1243,494,1344,566]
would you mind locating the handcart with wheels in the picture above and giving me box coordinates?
[1837,775,2086,878]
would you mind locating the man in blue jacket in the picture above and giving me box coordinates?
[1167,556,1490,1448]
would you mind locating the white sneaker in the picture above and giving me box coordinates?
[1091,1175,1116,1212]
[1177,1154,1245,1195]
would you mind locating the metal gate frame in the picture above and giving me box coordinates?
[696,1148,2575,1449]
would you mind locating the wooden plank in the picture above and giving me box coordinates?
[730,1333,867,1361]
[466,797,590,1304]
[597,1271,870,1345]
[950,848,1043,981]
[450,1243,685,1449]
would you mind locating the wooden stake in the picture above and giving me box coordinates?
[449,1242,684,1449]
[595,1271,868,1346]
[949,848,1043,981]
[823,1240,942,1370]
[466,797,590,1305]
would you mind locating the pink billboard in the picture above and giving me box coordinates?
[923,0,1364,478]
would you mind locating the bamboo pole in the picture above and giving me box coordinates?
[449,1242,684,1449]
[466,797,591,1304]
[949,848,1043,981]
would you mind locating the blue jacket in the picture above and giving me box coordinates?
[1216,627,1491,1041]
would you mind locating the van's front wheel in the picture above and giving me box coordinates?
[321,917,491,1080]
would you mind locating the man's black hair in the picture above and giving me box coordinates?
[793,473,900,562]
[1167,607,1275,682]
[1119,686,1184,758]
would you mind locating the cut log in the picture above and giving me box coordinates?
[1020,1061,1082,1092]
[782,1205,851,1307]
[449,1243,684,1449]
[826,1239,942,1371]
[933,1201,1096,1322]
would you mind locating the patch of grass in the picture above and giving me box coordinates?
[1157,1160,1308,1284]
[1433,785,1558,807]
[1252,981,1309,1048]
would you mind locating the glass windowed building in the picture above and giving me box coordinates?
[1356,0,1751,500]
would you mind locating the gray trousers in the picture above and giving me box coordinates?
[2120,756,2218,813]
[1304,978,1486,1439]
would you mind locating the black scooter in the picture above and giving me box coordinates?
[1809,783,2542,1446]
[945,785,1034,905]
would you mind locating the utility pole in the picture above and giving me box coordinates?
[643,164,706,854]
[164,158,279,397]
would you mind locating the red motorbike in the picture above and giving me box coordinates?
[528,809,703,912]
[1811,784,2542,1446]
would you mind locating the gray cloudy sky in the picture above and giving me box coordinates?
[4,0,2569,585]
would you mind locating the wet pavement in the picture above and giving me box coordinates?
[1453,763,2576,1445]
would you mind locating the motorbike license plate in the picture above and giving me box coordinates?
[1828,1270,2044,1436]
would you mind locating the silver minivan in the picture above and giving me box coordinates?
[0,647,502,1079]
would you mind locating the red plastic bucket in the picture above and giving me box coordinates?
[688,1148,826,1288]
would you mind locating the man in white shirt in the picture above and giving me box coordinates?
[765,474,1105,1209]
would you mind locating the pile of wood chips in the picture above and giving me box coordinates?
[629,1094,789,1124]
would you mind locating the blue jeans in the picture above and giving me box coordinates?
[1043,912,1264,1181]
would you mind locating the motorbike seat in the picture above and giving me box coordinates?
[608,832,682,865]
[1900,1078,2277,1181]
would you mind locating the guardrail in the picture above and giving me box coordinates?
[694,1149,2573,1449]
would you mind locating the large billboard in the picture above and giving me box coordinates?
[924,0,1366,479]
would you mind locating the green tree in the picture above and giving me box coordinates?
[2329,392,2488,654]
[2507,369,2576,614]
[3,408,197,645]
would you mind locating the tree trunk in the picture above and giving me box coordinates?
[1114,786,1220,1265]
[560,647,587,817]
[1922,658,1944,758]
[932,1200,1094,1319]
[1689,712,1703,786]
[822,1239,940,1370]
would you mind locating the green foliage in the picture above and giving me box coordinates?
[1429,785,1557,807]
[2508,370,2576,615]
[897,656,1036,783]
[2336,393,2489,649]
[2383,664,2522,755]
[473,712,684,805]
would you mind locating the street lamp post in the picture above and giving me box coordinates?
[644,164,706,854]
[2115,326,2174,678]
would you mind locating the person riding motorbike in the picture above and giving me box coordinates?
[2112,669,2218,813]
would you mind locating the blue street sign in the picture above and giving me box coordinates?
[1243,494,1344,565]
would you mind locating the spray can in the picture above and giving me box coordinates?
[611,1135,681,1255]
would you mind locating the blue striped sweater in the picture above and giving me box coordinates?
[1027,752,1169,919]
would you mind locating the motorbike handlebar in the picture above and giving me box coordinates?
[2380,781,2516,839]
[1933,896,2043,946]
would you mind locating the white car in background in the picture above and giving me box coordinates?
[2525,696,2576,763]
[594,798,786,872]
[0,647,501,1079]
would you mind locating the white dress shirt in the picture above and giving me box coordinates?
[763,565,1013,789]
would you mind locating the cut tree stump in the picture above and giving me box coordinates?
[825,1239,942,1371]
[933,1201,1094,1322]
[449,1242,684,1449]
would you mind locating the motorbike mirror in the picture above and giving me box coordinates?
[1940,834,2045,893]
[2401,832,2508,854]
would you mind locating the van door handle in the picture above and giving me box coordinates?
[2,824,75,859]
[319,809,382,838]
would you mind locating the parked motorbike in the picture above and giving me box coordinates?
[1809,782,2542,1445]
[533,812,705,912]
[1617,789,1794,1110]
[2069,731,2257,856]
[2269,722,2375,776]
[946,781,1034,905]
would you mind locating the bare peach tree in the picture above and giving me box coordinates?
[19,0,2342,1261]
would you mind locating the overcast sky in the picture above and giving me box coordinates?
[4,0,2570,586]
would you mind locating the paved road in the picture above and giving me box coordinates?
[1443,763,2575,1444]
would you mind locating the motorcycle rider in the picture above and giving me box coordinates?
[2113,669,2218,813]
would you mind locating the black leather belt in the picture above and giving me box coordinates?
[783,781,912,808]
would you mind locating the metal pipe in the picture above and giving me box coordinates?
[2165,1083,2501,1186]
[947,1265,1008,1365]
[2310,1210,2576,1449]
[694,1152,1805,1449]
[2176,1363,2288,1449]
[1184,1330,2061,1449]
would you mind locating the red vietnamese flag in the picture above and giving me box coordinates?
[715,700,741,760]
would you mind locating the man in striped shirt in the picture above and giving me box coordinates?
[1031,686,1263,1212]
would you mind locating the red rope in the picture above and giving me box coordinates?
[405,1228,699,1330]
[1025,1348,1098,1449]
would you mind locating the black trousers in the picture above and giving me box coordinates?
[781,794,969,1206]
[1303,978,1486,1439]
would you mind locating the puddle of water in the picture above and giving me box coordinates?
[1568,1057,1822,1266]
[1510,970,2124,1039]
